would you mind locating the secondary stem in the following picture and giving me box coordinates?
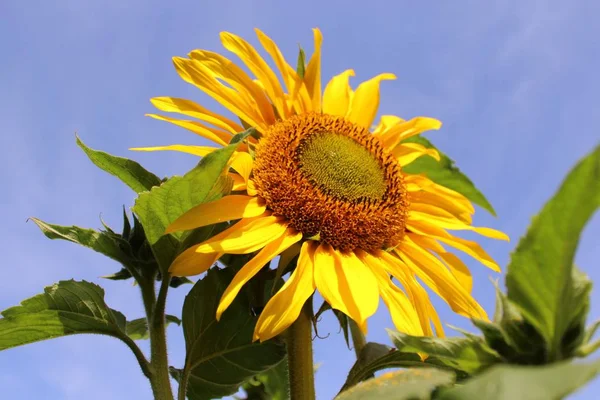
[286,300,316,400]
[349,319,367,359]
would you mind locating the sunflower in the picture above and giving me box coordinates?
[135,29,508,342]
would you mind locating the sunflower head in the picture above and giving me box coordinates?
[252,112,409,252]
[138,28,509,342]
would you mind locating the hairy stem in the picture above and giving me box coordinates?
[177,364,190,400]
[349,319,367,360]
[286,300,316,400]
[139,272,174,400]
[120,334,152,379]
[149,274,174,400]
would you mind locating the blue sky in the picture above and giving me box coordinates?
[1,0,599,399]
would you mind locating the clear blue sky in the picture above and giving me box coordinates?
[1,1,598,399]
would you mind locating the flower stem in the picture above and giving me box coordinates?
[286,300,316,400]
[349,319,367,359]
[149,275,174,400]
[139,273,174,400]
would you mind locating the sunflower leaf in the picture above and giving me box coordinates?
[133,129,252,271]
[336,368,455,400]
[250,357,290,400]
[314,301,351,348]
[389,330,501,375]
[437,358,600,400]
[505,145,600,361]
[175,267,286,400]
[30,218,134,269]
[126,315,181,340]
[340,342,464,394]
[296,46,306,78]
[76,135,162,193]
[401,136,496,216]
[0,280,130,351]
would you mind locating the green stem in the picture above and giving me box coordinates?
[177,365,190,400]
[148,274,174,400]
[286,300,316,400]
[120,334,152,379]
[349,319,367,360]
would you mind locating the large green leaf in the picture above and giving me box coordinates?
[401,136,496,216]
[0,280,129,350]
[336,368,454,400]
[132,130,251,271]
[76,136,161,193]
[506,146,600,360]
[126,315,181,340]
[176,268,286,400]
[437,358,600,400]
[389,331,501,375]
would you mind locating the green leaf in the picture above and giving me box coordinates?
[176,268,286,400]
[76,135,161,193]
[0,280,129,350]
[336,368,455,400]
[389,330,500,375]
[30,218,132,267]
[126,315,181,340]
[132,129,252,271]
[252,358,290,400]
[505,146,600,360]
[437,358,600,400]
[296,46,306,78]
[340,342,461,394]
[314,301,351,348]
[401,136,496,216]
[101,267,133,281]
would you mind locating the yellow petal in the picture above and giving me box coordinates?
[372,115,405,135]
[304,28,323,111]
[409,211,509,240]
[255,29,297,94]
[246,179,258,196]
[375,251,440,336]
[254,29,311,115]
[220,32,288,118]
[173,57,268,132]
[394,237,487,320]
[217,228,303,319]
[195,216,288,254]
[130,144,218,157]
[313,244,379,329]
[409,202,472,225]
[438,252,473,293]
[254,242,317,341]
[323,69,355,117]
[150,96,243,134]
[145,114,231,146]
[347,73,396,129]
[407,219,501,272]
[166,195,266,234]
[393,143,440,165]
[229,151,253,182]
[357,251,423,336]
[380,117,442,149]
[230,173,247,191]
[169,248,222,277]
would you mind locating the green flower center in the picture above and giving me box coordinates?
[296,132,387,202]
